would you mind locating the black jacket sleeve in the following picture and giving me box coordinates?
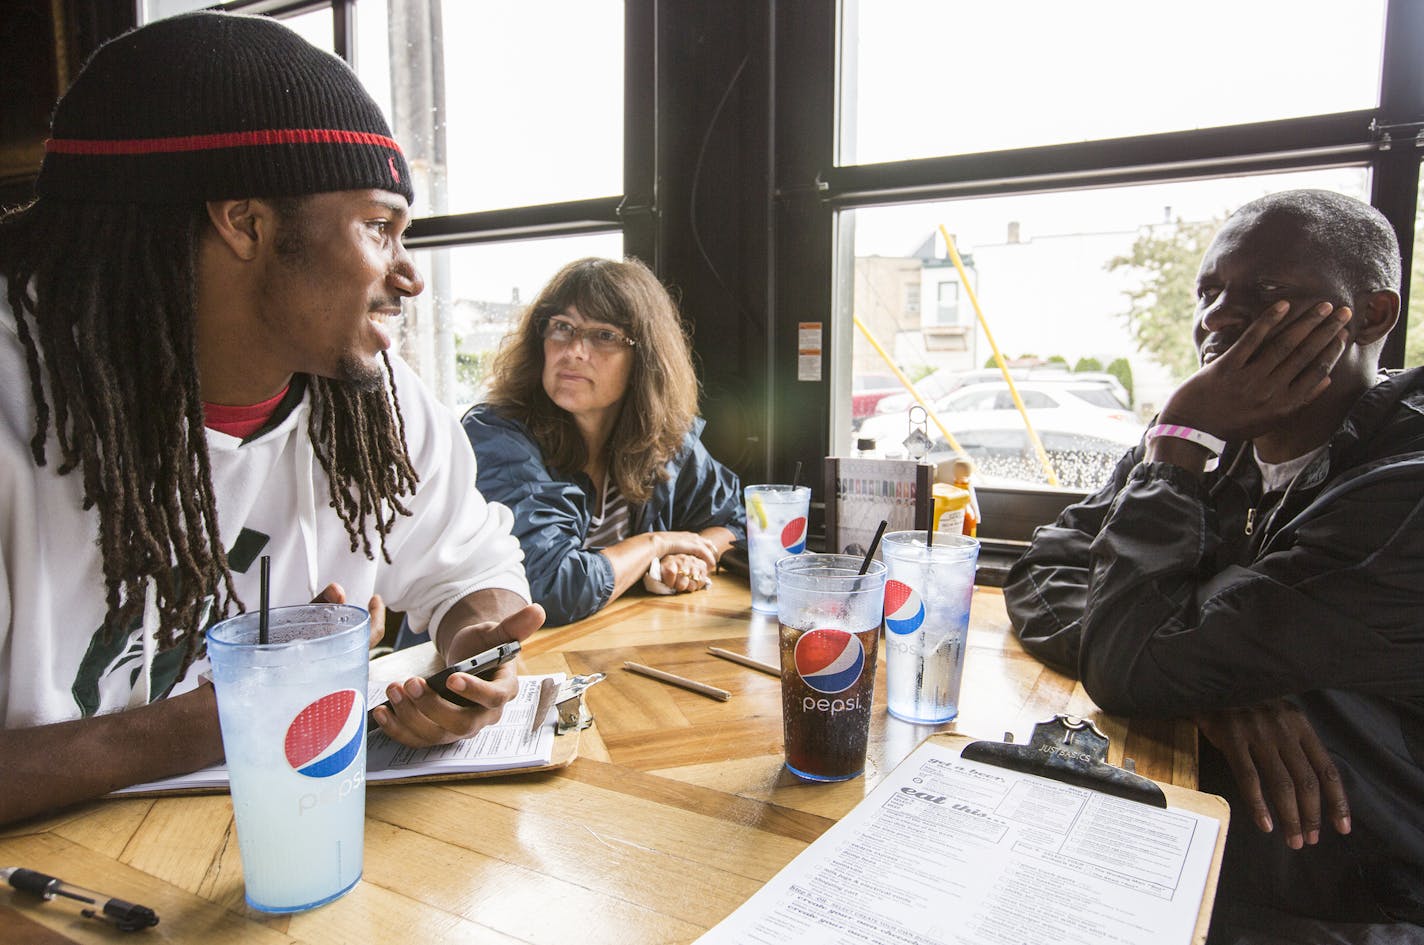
[1006,451,1424,718]
[1003,446,1140,674]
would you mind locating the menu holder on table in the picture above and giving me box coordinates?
[110,643,590,798]
[695,715,1229,945]
[823,456,933,559]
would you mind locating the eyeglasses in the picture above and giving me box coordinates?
[540,316,635,352]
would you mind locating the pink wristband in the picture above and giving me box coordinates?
[1147,424,1226,470]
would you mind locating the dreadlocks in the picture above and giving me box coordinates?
[0,196,418,671]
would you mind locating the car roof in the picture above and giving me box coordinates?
[943,378,1120,397]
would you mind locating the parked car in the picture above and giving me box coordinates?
[857,379,1144,490]
[871,366,1130,418]
[851,373,906,429]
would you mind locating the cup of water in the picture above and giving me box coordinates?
[744,484,811,613]
[880,531,979,724]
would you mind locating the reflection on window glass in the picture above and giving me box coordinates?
[140,0,212,23]
[279,7,334,52]
[842,167,1370,491]
[357,1,623,216]
[841,1,1386,166]
[143,4,335,50]
[395,233,624,413]
[1409,172,1424,368]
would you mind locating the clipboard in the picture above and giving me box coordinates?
[355,642,589,786]
[938,716,1229,945]
[108,645,590,798]
[697,717,1229,945]
[695,719,1228,945]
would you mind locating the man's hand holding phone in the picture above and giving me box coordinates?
[373,602,544,748]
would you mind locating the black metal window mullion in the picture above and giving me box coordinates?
[620,0,657,266]
[330,0,354,61]
[1372,0,1424,367]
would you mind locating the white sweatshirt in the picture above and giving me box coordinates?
[0,296,529,728]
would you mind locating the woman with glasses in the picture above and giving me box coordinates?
[463,258,745,625]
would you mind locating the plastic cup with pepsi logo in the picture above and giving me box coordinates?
[776,553,887,782]
[881,530,979,724]
[207,603,370,913]
[745,484,811,613]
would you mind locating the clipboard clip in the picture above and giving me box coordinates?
[961,715,1167,808]
[531,673,606,735]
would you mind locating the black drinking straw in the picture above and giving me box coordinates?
[859,520,888,574]
[258,555,271,644]
[926,520,936,548]
[791,461,803,490]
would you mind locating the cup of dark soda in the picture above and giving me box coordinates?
[776,553,887,782]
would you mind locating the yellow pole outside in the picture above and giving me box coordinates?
[938,224,1059,487]
[852,315,967,458]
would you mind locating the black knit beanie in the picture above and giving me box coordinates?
[36,11,414,206]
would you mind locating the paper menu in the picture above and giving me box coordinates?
[365,674,560,779]
[695,739,1220,945]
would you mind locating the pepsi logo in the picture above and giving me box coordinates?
[285,689,365,779]
[794,628,865,694]
[781,516,808,554]
[884,580,926,635]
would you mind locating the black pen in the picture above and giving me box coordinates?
[1,866,159,932]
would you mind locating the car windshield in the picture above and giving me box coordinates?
[1068,387,1130,409]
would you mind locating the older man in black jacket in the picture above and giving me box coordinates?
[1005,190,1424,940]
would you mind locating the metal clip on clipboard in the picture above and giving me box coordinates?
[961,714,1168,808]
[530,673,606,736]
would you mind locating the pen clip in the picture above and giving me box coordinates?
[90,898,160,932]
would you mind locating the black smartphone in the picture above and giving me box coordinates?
[369,640,522,722]
[424,640,522,707]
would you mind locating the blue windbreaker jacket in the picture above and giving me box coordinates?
[462,404,745,626]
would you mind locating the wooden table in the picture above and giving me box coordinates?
[0,579,1196,944]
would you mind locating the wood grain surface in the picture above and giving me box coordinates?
[0,578,1195,944]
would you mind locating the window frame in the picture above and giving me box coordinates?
[222,0,644,260]
[805,0,1424,547]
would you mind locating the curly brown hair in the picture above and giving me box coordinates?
[482,257,699,503]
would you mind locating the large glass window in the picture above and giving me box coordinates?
[841,1,1387,166]
[356,1,624,217]
[842,167,1371,491]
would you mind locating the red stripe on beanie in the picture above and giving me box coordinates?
[45,128,403,156]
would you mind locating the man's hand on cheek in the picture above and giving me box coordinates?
[1161,299,1351,445]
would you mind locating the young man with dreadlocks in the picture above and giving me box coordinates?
[0,12,542,825]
